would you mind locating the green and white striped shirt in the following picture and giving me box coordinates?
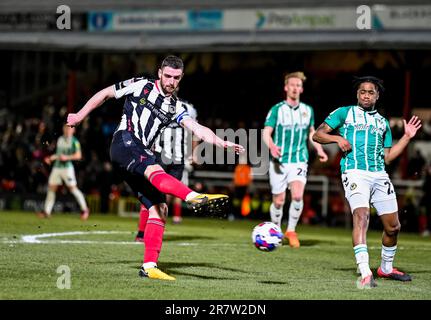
[53,136,81,168]
[324,105,392,173]
[264,101,315,164]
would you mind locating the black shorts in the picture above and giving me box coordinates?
[155,152,185,181]
[110,130,166,209]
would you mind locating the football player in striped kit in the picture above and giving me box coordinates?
[263,71,328,248]
[67,55,244,281]
[135,98,198,242]
[313,76,421,289]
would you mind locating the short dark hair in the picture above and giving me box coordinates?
[353,76,385,93]
[160,55,184,70]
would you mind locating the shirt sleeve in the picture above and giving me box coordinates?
[174,100,191,124]
[186,103,198,121]
[112,77,146,99]
[72,138,81,153]
[383,119,393,148]
[264,106,278,128]
[324,107,348,130]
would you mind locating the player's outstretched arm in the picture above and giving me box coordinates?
[309,126,328,162]
[181,118,245,154]
[67,86,115,127]
[313,122,352,153]
[385,115,422,165]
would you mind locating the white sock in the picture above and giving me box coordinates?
[287,200,303,232]
[185,191,200,201]
[44,190,56,215]
[381,245,397,274]
[354,244,372,279]
[143,262,157,270]
[270,203,283,227]
[70,188,88,211]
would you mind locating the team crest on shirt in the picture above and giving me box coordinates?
[139,98,146,105]
[350,183,357,191]
[302,111,308,118]
[168,104,176,113]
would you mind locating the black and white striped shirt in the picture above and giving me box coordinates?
[154,100,197,164]
[113,77,190,148]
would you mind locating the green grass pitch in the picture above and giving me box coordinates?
[1,211,430,300]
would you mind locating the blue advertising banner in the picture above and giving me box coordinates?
[188,10,222,30]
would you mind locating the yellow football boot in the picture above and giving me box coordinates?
[139,267,176,281]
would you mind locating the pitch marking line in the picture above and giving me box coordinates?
[2,230,188,246]
[1,231,429,251]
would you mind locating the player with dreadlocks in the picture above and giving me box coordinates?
[313,76,422,289]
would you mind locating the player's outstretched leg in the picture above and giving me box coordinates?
[185,193,229,215]
[147,169,230,215]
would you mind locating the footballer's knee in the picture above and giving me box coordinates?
[273,197,285,209]
[384,222,401,237]
[289,182,305,201]
[273,192,286,206]
[291,194,303,202]
[67,186,77,192]
[144,164,164,179]
[353,208,369,227]
[290,187,304,202]
[158,203,168,222]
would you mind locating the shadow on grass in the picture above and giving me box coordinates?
[258,280,288,285]
[333,266,431,277]
[164,234,215,242]
[282,239,336,247]
[135,261,249,280]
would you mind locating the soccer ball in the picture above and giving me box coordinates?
[251,222,283,252]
